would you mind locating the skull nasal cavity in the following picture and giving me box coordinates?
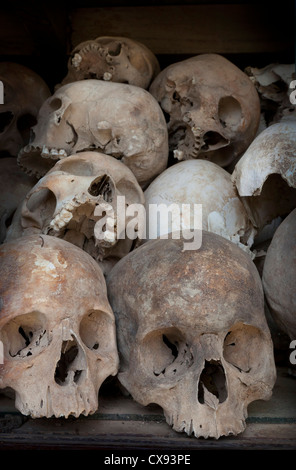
[198,360,227,404]
[55,338,82,386]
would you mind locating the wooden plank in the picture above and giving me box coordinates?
[0,367,295,449]
[70,4,294,56]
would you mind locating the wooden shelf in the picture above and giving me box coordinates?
[0,367,295,450]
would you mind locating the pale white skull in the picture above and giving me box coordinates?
[6,151,145,275]
[149,53,260,168]
[144,159,255,254]
[232,122,296,233]
[18,79,168,188]
[262,208,296,340]
[107,232,276,439]
[0,62,50,157]
[0,234,119,418]
[0,158,37,243]
[59,36,160,89]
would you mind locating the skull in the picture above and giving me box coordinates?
[107,232,276,439]
[0,62,50,157]
[144,159,255,254]
[0,234,119,418]
[262,208,296,340]
[149,53,260,168]
[59,36,160,89]
[0,158,37,243]
[245,63,296,126]
[232,122,296,233]
[18,79,168,188]
[6,151,145,275]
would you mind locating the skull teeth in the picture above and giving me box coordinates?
[40,146,68,160]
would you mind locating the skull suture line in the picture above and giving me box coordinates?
[0,235,119,418]
[6,151,145,275]
[18,79,169,188]
[58,36,160,89]
[149,53,260,168]
[107,232,276,439]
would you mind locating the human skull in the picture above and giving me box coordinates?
[0,158,37,243]
[6,151,145,275]
[245,63,296,126]
[149,53,260,168]
[262,208,296,340]
[107,232,276,439]
[232,122,296,233]
[144,159,255,254]
[0,62,50,157]
[18,79,168,188]
[59,36,160,89]
[0,234,119,418]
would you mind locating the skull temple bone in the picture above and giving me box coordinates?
[6,151,145,275]
[18,79,169,188]
[149,53,260,168]
[0,234,119,418]
[59,36,160,89]
[107,232,276,439]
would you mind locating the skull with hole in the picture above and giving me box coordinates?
[0,158,37,243]
[18,79,168,188]
[149,53,260,168]
[262,208,296,340]
[6,151,145,275]
[143,159,256,254]
[107,232,276,439]
[0,235,119,418]
[0,62,50,157]
[58,36,160,89]
[231,122,296,235]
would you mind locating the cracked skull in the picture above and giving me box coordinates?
[232,121,296,233]
[0,235,119,418]
[149,53,260,168]
[18,79,168,188]
[107,232,276,439]
[0,62,50,157]
[59,36,160,89]
[6,151,145,275]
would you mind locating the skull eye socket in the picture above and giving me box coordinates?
[218,96,242,130]
[17,113,37,142]
[107,42,122,57]
[1,312,49,359]
[223,322,265,373]
[88,174,114,202]
[80,310,113,352]
[0,111,14,133]
[141,328,194,378]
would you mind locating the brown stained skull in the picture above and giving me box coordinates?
[6,151,145,275]
[262,209,296,340]
[149,54,260,168]
[0,62,50,157]
[0,158,37,243]
[17,80,169,188]
[107,232,276,439]
[58,36,160,89]
[0,235,119,418]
